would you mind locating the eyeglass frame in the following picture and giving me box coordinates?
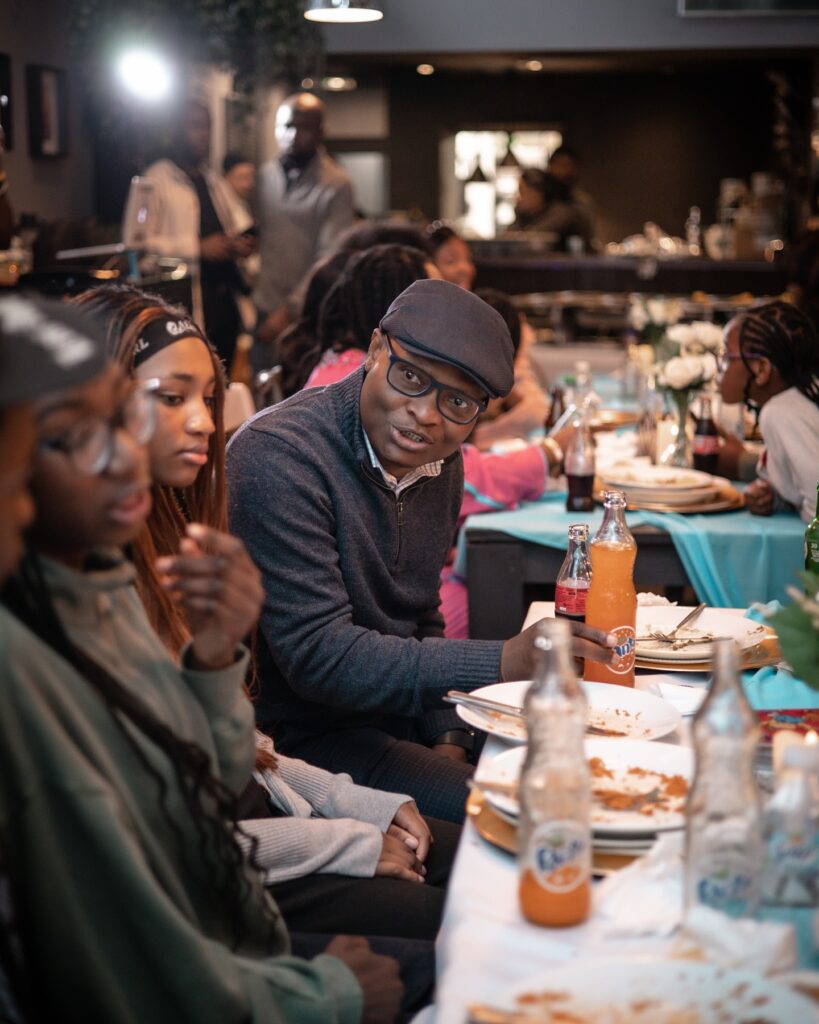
[716,349,748,374]
[38,378,160,476]
[382,334,489,425]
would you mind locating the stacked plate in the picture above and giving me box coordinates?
[474,737,694,857]
[597,462,742,512]
[635,606,768,671]
[455,680,682,745]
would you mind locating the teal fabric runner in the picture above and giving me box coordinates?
[461,490,805,607]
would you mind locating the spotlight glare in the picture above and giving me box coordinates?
[524,59,544,72]
[416,64,435,76]
[116,49,173,102]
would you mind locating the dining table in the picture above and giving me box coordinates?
[427,603,819,1024]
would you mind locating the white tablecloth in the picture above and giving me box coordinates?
[432,601,725,1023]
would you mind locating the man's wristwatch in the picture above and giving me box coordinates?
[432,728,476,752]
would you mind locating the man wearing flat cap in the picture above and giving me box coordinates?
[227,280,614,822]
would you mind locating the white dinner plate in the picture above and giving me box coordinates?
[500,959,819,1023]
[455,680,681,744]
[475,737,693,835]
[636,606,768,662]
[602,463,717,491]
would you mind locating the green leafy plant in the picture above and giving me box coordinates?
[770,572,819,691]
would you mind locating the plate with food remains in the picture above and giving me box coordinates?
[474,737,693,835]
[490,959,818,1024]
[454,680,681,744]
[601,463,717,494]
[635,607,769,663]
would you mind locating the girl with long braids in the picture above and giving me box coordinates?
[74,284,460,948]
[719,299,819,522]
[0,296,403,1022]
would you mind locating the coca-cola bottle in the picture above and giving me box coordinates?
[692,395,720,475]
[555,524,592,624]
[564,410,595,513]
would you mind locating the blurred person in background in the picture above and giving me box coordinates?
[718,300,819,522]
[254,93,354,365]
[0,126,12,250]
[303,244,431,390]
[426,224,475,291]
[510,153,595,251]
[785,230,819,333]
[123,100,255,372]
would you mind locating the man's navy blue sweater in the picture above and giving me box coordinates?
[226,367,504,741]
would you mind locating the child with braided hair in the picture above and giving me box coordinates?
[719,300,819,521]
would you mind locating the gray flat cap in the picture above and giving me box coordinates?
[0,294,107,408]
[379,279,515,398]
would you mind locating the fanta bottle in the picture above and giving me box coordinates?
[518,618,591,927]
[583,490,637,686]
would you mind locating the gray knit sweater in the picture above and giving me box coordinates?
[240,735,411,885]
[226,367,504,741]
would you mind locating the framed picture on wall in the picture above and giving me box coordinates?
[26,65,68,158]
[0,53,12,150]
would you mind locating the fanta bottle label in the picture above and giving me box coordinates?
[529,820,590,893]
[607,625,636,675]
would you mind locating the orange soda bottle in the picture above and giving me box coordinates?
[583,490,637,687]
[518,618,591,927]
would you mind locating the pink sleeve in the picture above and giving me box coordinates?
[304,349,367,390]
[458,443,548,530]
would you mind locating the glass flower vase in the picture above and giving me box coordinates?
[659,389,693,468]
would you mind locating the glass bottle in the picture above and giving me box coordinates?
[761,739,819,907]
[692,395,720,475]
[555,524,591,625]
[544,385,565,431]
[564,410,595,513]
[583,491,637,686]
[518,618,591,928]
[685,639,763,919]
[805,483,819,588]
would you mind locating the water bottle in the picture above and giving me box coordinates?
[762,737,819,907]
[518,618,591,928]
[685,639,763,918]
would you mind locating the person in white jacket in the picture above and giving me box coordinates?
[123,100,255,371]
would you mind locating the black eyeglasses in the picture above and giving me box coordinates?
[383,336,487,425]
[38,379,159,476]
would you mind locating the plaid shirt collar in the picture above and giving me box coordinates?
[362,430,443,496]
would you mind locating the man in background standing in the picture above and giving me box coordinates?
[253,92,354,371]
[124,100,255,371]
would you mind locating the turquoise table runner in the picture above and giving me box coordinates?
[461,490,805,608]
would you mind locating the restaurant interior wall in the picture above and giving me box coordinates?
[0,1,94,224]
[383,58,812,244]
[319,0,819,55]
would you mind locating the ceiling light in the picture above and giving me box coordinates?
[322,76,358,92]
[305,0,384,23]
[116,48,174,102]
[524,59,543,72]
[416,64,435,76]
[301,78,315,89]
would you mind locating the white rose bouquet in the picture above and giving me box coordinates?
[655,321,721,392]
[628,295,684,348]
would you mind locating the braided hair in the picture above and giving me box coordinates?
[303,243,428,379]
[2,551,277,952]
[736,300,819,414]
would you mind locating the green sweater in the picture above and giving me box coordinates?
[0,554,362,1023]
